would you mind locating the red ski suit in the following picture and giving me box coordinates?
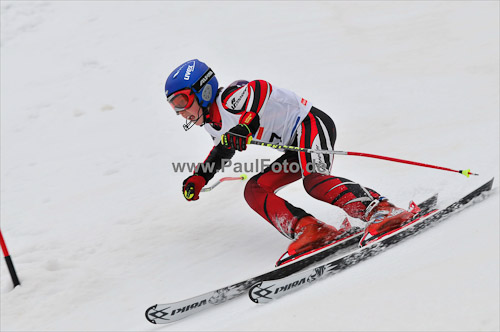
[197,80,381,239]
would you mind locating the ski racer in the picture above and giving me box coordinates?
[164,59,416,254]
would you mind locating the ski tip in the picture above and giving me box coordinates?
[460,169,478,177]
[145,305,158,324]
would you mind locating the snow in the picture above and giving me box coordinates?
[1,1,499,331]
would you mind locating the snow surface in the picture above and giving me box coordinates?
[1,1,499,331]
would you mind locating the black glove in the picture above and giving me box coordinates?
[221,124,252,151]
[182,175,206,201]
[221,111,260,151]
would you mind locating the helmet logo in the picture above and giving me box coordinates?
[198,70,213,88]
[192,69,214,92]
[184,61,196,80]
[172,67,182,79]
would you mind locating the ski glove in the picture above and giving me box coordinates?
[221,124,253,151]
[182,175,206,201]
[221,111,260,151]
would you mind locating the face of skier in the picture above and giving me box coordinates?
[168,89,204,127]
[177,100,204,127]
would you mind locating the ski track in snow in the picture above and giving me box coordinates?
[1,2,499,331]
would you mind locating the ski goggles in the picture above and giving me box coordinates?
[167,89,196,113]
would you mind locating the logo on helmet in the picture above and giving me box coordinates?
[198,70,214,88]
[192,69,214,92]
[172,67,182,79]
[184,61,196,80]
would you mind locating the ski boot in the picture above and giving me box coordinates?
[359,198,416,247]
[287,216,344,256]
[276,216,354,266]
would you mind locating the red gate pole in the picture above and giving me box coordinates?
[0,229,20,287]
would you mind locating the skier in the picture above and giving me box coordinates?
[164,59,415,255]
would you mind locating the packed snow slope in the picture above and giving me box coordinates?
[1,1,499,331]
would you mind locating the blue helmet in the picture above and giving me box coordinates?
[164,59,218,109]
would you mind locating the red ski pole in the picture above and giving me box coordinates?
[247,137,478,178]
[201,174,248,192]
[0,229,21,287]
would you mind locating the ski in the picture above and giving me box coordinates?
[248,178,494,303]
[145,194,438,324]
[144,229,362,325]
[145,231,359,324]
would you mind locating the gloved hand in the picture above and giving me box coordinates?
[221,124,252,151]
[182,175,206,201]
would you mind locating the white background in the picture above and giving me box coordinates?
[1,1,499,331]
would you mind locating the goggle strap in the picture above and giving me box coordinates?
[192,68,214,92]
